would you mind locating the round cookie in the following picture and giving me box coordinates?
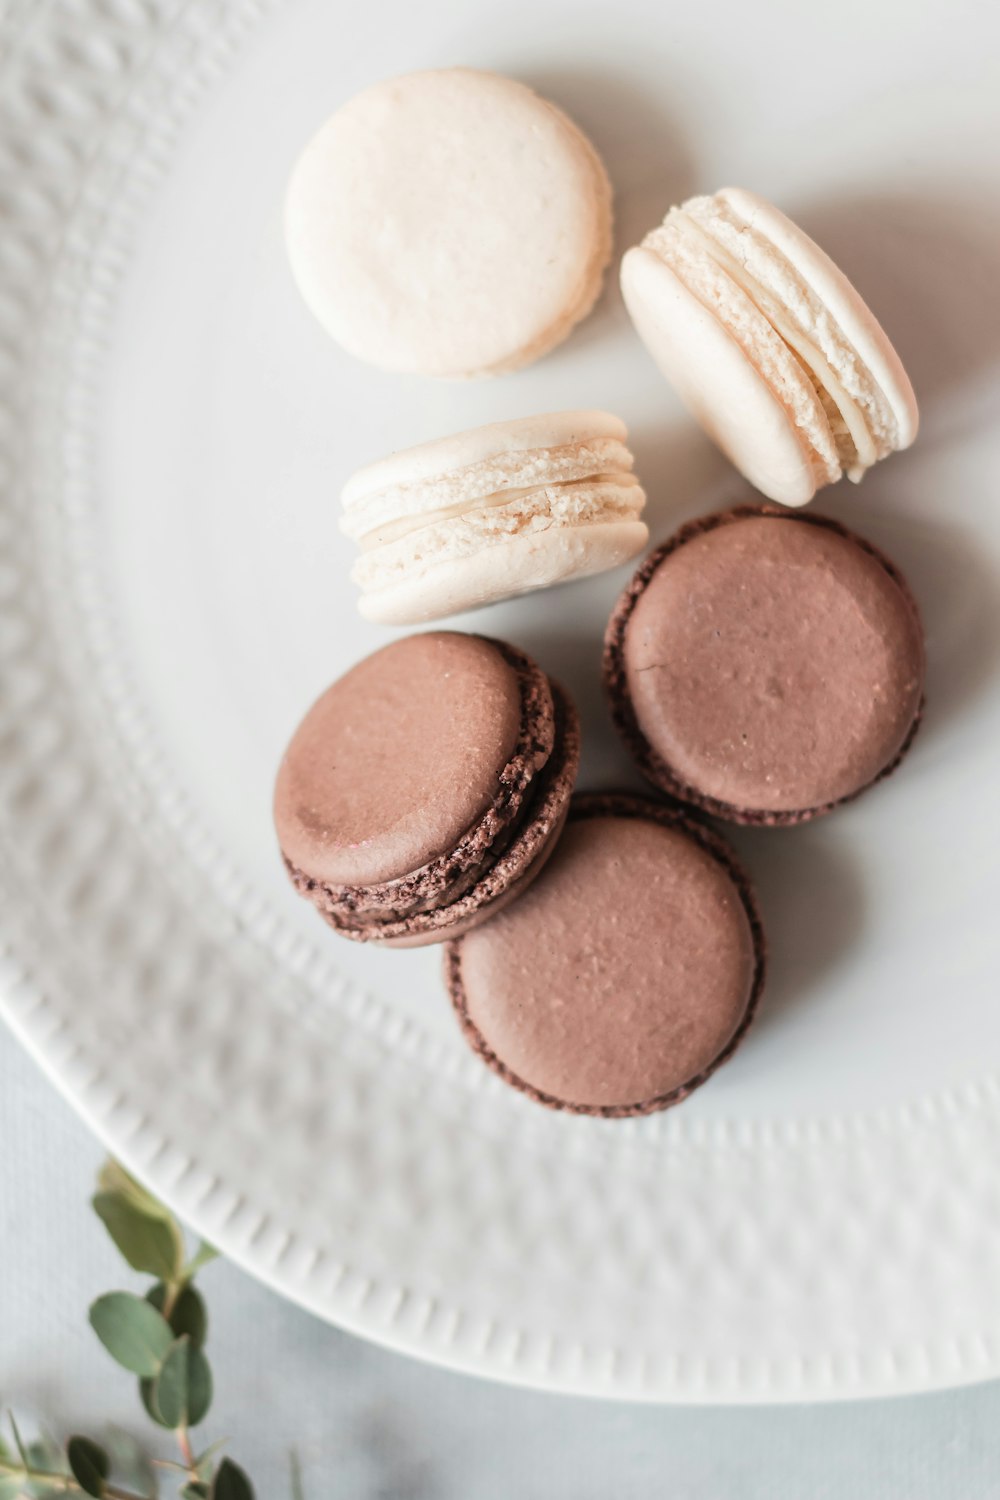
[274,633,580,945]
[621,188,918,505]
[446,794,766,1116]
[604,507,925,824]
[286,69,613,378]
[342,410,648,624]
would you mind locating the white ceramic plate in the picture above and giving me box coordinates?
[3,0,1000,1403]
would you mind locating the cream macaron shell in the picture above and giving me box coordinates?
[342,412,648,625]
[286,69,613,379]
[621,188,918,506]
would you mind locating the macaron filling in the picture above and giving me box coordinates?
[685,194,899,465]
[640,191,904,484]
[340,414,648,622]
[341,437,636,540]
[641,215,841,491]
[275,635,583,944]
[351,477,645,593]
[293,682,579,942]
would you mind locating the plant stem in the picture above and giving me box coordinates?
[177,1423,196,1471]
[161,1277,183,1322]
[0,1454,150,1499]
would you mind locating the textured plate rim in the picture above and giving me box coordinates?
[1,0,1000,1403]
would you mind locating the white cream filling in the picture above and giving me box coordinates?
[642,218,842,487]
[342,437,634,541]
[358,473,643,551]
[352,479,646,591]
[676,212,878,478]
[676,194,905,480]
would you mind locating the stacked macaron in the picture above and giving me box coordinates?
[274,633,579,946]
[274,65,928,1115]
[340,412,649,625]
[620,188,918,505]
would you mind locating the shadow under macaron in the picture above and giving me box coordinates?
[724,822,866,1039]
[793,187,1000,427]
[520,66,699,359]
[802,483,1000,754]
[616,183,1000,549]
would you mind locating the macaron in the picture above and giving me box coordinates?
[274,632,579,946]
[446,793,766,1116]
[620,188,918,505]
[285,68,613,378]
[604,507,925,825]
[341,410,649,625]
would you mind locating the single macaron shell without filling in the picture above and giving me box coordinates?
[274,632,580,945]
[285,68,613,379]
[620,188,918,505]
[342,410,649,625]
[604,507,925,825]
[446,794,766,1116]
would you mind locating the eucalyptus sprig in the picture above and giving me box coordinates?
[0,1160,259,1500]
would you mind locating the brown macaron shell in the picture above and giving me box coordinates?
[446,793,766,1116]
[604,506,925,826]
[275,632,579,946]
[300,683,580,947]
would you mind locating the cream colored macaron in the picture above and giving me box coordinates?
[286,69,613,379]
[342,412,649,624]
[621,188,918,506]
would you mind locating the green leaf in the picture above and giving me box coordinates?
[181,1485,210,1499]
[186,1241,219,1277]
[138,1377,171,1429]
[89,1291,174,1376]
[149,1337,213,1430]
[98,1159,174,1222]
[147,1282,208,1349]
[146,1281,168,1312]
[210,1458,255,1500]
[67,1436,109,1497]
[150,1337,189,1429]
[93,1191,185,1281]
[186,1345,213,1427]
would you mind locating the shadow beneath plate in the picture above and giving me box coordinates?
[728,823,867,1034]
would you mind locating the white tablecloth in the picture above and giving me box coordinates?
[3,1025,998,1499]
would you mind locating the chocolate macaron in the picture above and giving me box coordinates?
[604,506,925,825]
[274,632,579,945]
[446,794,765,1115]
